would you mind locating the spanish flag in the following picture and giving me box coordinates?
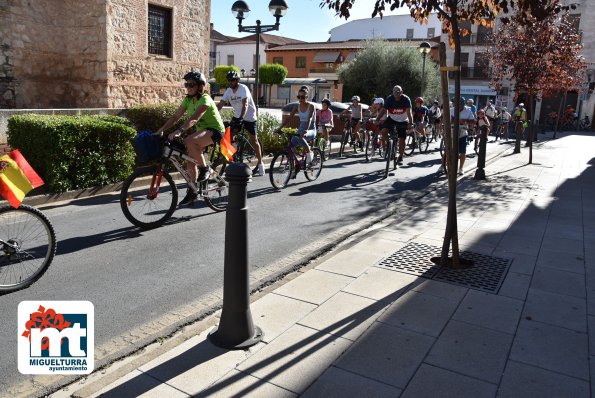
[220,126,237,162]
[0,150,44,208]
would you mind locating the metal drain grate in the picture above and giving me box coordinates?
[377,242,442,278]
[376,242,511,293]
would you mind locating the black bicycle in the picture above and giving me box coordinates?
[225,120,263,172]
[120,138,228,229]
[384,127,398,178]
[0,204,57,294]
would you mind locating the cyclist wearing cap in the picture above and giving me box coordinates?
[341,95,365,149]
[316,98,334,146]
[155,70,225,205]
[428,100,442,138]
[217,70,264,176]
[381,85,413,164]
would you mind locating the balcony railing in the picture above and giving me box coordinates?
[448,67,492,80]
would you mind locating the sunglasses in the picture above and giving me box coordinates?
[297,95,306,99]
[184,82,197,88]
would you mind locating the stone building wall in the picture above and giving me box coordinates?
[106,0,211,107]
[0,0,210,109]
[0,0,108,108]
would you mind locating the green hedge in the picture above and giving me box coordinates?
[7,114,136,193]
[125,103,181,132]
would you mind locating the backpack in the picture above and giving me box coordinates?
[133,130,162,162]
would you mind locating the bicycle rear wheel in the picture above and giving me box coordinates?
[269,151,292,189]
[236,136,263,166]
[203,171,228,212]
[120,166,177,229]
[304,148,323,181]
[405,133,416,156]
[0,205,56,293]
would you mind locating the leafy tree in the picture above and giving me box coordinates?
[213,65,241,88]
[259,63,288,105]
[337,39,440,103]
[319,0,572,268]
[489,7,587,161]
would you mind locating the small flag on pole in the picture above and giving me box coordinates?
[0,150,44,208]
[220,126,237,162]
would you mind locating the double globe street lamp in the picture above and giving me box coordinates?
[418,41,431,98]
[231,0,289,110]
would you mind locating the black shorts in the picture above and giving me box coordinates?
[381,118,408,138]
[206,128,223,144]
[351,117,361,125]
[230,117,257,136]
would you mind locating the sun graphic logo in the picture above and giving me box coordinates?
[18,301,94,375]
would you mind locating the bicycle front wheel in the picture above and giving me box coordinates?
[405,134,416,156]
[322,137,332,161]
[420,131,430,153]
[304,148,323,181]
[120,166,177,229]
[364,133,374,162]
[203,171,228,212]
[0,205,56,293]
[384,138,394,178]
[269,151,292,189]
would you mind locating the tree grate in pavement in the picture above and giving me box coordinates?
[375,242,512,293]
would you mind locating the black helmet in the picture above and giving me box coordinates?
[321,98,331,105]
[183,71,206,85]
[226,70,240,80]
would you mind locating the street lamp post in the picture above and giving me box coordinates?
[231,0,289,111]
[419,41,431,98]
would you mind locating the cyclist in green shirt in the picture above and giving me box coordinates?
[155,71,225,205]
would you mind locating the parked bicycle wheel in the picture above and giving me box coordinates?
[0,205,56,294]
[405,133,416,156]
[120,166,178,229]
[304,148,323,181]
[269,151,293,189]
[203,171,229,212]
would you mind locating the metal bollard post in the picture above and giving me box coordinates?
[209,162,263,349]
[474,125,488,180]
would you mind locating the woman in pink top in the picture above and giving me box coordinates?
[316,98,334,145]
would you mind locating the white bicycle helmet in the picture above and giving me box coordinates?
[351,95,360,102]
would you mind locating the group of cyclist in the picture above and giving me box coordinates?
[153,70,534,204]
[155,70,265,205]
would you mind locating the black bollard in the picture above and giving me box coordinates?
[209,162,263,349]
[474,125,488,180]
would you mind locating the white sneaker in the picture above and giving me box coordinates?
[255,163,265,176]
[458,168,464,175]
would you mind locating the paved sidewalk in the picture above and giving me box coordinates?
[58,133,595,397]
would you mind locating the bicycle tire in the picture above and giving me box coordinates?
[269,151,292,189]
[0,205,57,293]
[393,139,398,170]
[203,171,229,212]
[405,133,416,156]
[236,136,263,165]
[322,136,332,161]
[304,148,323,181]
[420,130,430,153]
[339,127,350,157]
[120,166,177,229]
[364,133,374,162]
[384,138,394,178]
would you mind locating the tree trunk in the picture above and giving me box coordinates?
[528,93,534,164]
[440,27,460,268]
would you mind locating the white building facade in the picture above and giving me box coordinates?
[329,14,442,42]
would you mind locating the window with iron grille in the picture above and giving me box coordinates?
[148,5,172,57]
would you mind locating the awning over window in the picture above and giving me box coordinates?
[313,51,340,63]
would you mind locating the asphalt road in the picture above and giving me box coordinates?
[0,137,511,395]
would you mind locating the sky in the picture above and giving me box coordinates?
[210,0,410,42]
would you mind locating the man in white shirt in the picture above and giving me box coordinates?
[440,97,476,175]
[217,70,264,176]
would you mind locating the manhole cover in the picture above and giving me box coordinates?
[376,242,511,293]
